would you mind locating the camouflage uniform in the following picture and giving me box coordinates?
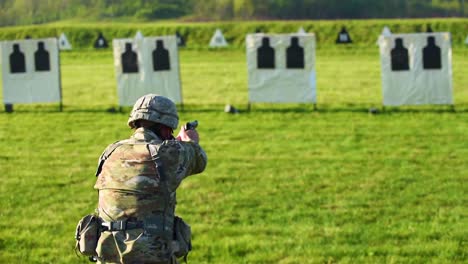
[93,95,207,264]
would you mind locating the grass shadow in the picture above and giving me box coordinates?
[2,103,468,115]
[376,105,468,114]
[240,103,468,115]
[0,104,126,114]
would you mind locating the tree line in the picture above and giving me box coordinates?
[0,0,466,27]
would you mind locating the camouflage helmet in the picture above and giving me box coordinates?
[128,94,179,129]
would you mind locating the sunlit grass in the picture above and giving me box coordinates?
[0,47,467,263]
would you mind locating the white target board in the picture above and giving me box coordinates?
[246,33,316,103]
[1,38,61,104]
[297,27,307,35]
[113,36,182,106]
[58,33,72,50]
[376,26,392,45]
[379,33,453,106]
[209,29,228,47]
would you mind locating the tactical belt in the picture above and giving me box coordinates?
[101,220,144,231]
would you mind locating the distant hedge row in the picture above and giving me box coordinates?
[1,18,467,49]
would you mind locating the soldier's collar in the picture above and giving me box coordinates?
[132,127,161,142]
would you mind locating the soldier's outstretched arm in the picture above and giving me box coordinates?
[176,123,207,176]
[182,141,207,176]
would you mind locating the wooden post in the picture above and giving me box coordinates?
[5,104,13,113]
[58,38,63,112]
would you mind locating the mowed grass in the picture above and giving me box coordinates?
[0,46,467,263]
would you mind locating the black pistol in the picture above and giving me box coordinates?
[184,120,198,130]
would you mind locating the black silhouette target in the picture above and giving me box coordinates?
[257,37,275,69]
[336,27,352,44]
[121,43,139,73]
[94,32,108,48]
[9,43,26,73]
[423,36,442,70]
[34,42,50,71]
[426,24,433,33]
[286,37,304,69]
[152,40,170,71]
[391,38,410,71]
[176,31,185,47]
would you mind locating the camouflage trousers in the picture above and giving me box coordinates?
[96,229,178,264]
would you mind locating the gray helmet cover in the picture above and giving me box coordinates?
[128,94,179,129]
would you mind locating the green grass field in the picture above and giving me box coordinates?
[0,45,467,263]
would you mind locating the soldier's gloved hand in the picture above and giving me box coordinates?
[176,125,199,143]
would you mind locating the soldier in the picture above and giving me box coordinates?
[93,94,207,263]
